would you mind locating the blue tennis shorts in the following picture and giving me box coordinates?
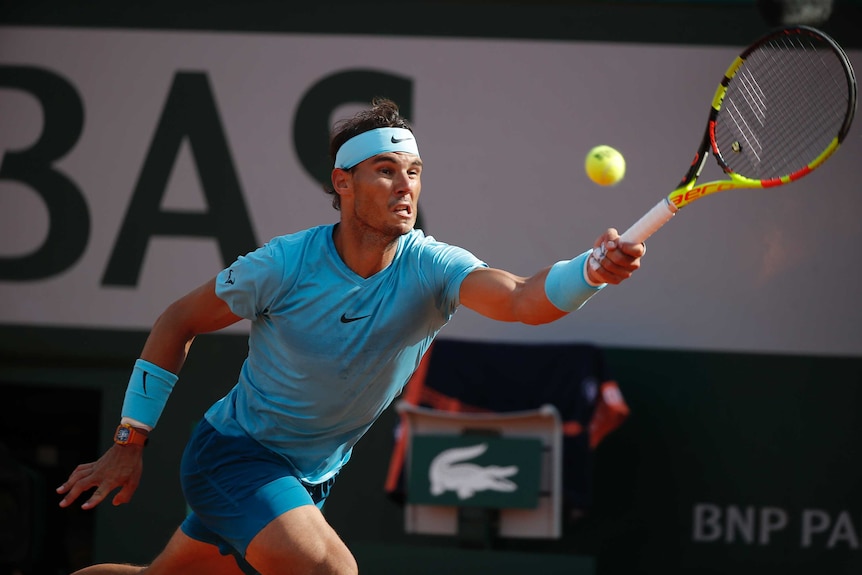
[179,420,336,567]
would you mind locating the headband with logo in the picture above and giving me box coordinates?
[334,127,420,169]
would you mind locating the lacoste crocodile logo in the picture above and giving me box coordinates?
[340,313,371,324]
[429,443,518,500]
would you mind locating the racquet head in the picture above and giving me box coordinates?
[710,25,856,187]
[617,25,856,245]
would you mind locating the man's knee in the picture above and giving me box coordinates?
[320,546,357,575]
[70,565,146,575]
[296,539,357,575]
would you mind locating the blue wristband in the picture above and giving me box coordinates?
[544,250,606,312]
[121,359,178,428]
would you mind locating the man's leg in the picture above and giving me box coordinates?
[71,527,248,575]
[69,566,143,575]
[245,505,357,575]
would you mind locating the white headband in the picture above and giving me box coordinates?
[334,127,420,169]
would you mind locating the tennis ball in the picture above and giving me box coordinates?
[585,145,626,186]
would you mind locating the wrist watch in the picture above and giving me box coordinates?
[114,423,149,447]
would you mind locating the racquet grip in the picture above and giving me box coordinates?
[620,198,677,243]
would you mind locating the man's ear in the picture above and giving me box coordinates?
[331,169,351,193]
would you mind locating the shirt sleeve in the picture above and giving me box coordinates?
[215,240,287,320]
[419,238,487,318]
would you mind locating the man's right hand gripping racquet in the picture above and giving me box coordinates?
[593,25,856,267]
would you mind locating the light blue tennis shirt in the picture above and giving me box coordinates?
[205,224,487,484]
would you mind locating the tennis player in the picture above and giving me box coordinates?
[57,98,645,575]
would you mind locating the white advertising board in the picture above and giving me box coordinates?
[1,27,860,356]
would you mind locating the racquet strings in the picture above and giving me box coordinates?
[713,31,853,181]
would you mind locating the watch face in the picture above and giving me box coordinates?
[116,427,131,443]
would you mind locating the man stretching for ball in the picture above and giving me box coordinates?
[57,98,645,575]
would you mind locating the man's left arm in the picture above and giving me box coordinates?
[459,228,645,325]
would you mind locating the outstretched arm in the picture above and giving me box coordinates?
[57,277,242,510]
[459,228,645,325]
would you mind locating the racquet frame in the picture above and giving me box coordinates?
[618,25,857,245]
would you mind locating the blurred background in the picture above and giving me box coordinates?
[1,1,860,574]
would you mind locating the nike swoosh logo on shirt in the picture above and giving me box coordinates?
[340,313,371,323]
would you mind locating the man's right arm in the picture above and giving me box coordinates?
[139,277,243,373]
[57,277,242,510]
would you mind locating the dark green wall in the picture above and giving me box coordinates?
[2,325,860,574]
[2,0,861,48]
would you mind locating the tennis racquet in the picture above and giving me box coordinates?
[604,25,856,252]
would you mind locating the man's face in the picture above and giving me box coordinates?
[341,151,422,238]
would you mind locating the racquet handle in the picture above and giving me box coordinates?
[619,198,677,244]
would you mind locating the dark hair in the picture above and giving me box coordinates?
[323,98,414,210]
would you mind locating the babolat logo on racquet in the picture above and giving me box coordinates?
[618,25,857,245]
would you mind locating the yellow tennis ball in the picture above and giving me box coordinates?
[585,145,626,186]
